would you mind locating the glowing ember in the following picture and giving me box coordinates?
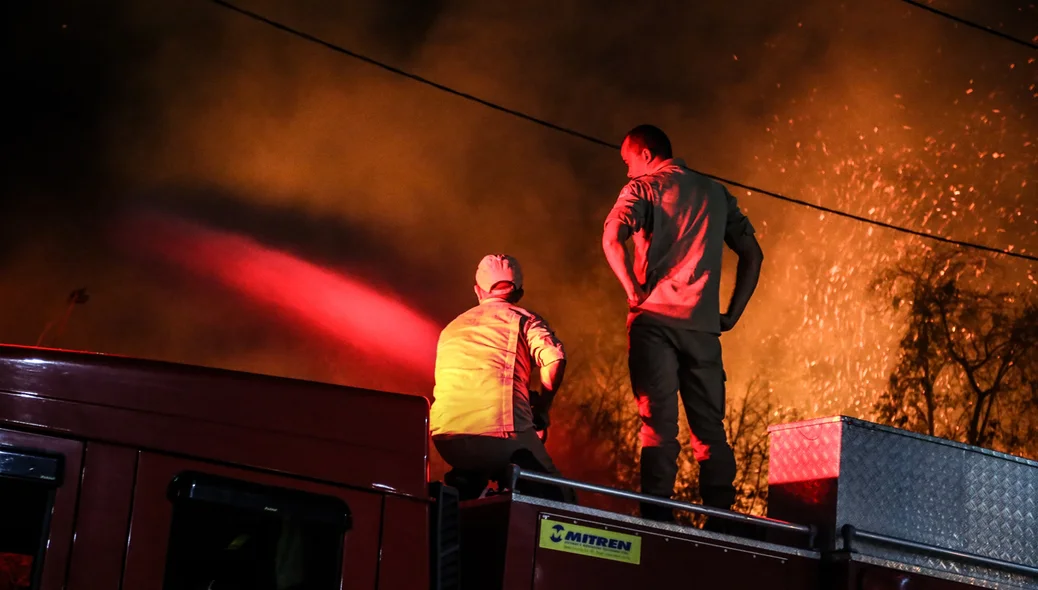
[739,58,1037,419]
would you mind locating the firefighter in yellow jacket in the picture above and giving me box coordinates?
[430,254,574,502]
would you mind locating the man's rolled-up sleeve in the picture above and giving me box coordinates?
[604,181,650,234]
[523,314,566,367]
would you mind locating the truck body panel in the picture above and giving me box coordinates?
[458,494,821,590]
[0,345,430,590]
[1,344,1035,589]
[64,442,137,590]
[0,345,430,498]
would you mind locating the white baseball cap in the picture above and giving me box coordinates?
[475,254,523,294]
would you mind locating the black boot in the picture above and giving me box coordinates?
[639,500,676,523]
[639,446,679,523]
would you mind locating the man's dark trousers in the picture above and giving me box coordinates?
[628,315,737,522]
[434,430,577,503]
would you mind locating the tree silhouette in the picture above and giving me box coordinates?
[873,249,1038,457]
[726,376,802,516]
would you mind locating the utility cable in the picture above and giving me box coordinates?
[211,0,1037,263]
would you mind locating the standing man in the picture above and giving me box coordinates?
[601,125,764,523]
[430,254,574,503]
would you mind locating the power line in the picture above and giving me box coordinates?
[211,0,616,151]
[899,0,1038,51]
[210,0,1037,264]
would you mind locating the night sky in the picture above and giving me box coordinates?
[4,0,1036,411]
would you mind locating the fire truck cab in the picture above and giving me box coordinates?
[0,345,1035,589]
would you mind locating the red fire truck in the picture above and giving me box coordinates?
[1,344,1035,589]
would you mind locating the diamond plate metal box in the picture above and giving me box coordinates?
[767,416,1038,588]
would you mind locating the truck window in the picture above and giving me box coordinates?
[162,471,352,590]
[0,447,63,590]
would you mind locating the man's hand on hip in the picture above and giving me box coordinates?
[627,283,648,308]
[720,313,737,332]
[531,391,551,431]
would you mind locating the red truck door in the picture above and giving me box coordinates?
[0,429,83,590]
[121,451,385,590]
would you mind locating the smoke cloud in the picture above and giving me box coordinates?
[3,0,1035,440]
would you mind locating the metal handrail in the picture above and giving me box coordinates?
[841,525,1038,578]
[506,465,816,542]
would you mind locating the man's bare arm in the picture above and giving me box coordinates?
[721,233,764,331]
[602,220,647,306]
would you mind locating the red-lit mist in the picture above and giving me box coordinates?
[117,211,441,383]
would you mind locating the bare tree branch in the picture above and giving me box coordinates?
[874,248,1038,458]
